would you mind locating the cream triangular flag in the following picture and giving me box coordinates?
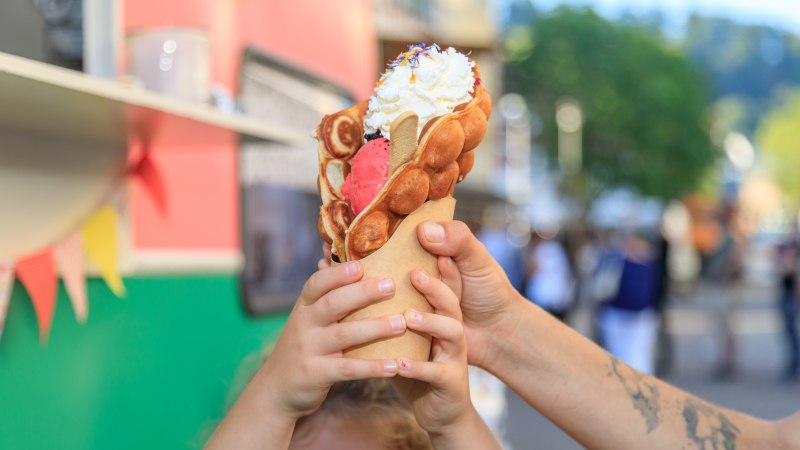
[0,261,14,341]
[82,206,126,298]
[54,233,88,323]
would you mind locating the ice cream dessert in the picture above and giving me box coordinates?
[317,43,492,262]
[341,137,391,216]
[364,44,477,139]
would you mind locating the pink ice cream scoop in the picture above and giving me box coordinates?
[342,138,391,215]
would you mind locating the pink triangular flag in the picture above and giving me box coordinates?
[0,261,14,341]
[54,233,88,324]
[16,249,57,343]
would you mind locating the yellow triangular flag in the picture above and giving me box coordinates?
[54,233,88,323]
[82,206,126,298]
[0,261,14,341]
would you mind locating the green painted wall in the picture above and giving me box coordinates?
[0,276,288,449]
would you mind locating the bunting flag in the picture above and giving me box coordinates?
[0,261,14,341]
[53,233,88,323]
[82,206,126,298]
[131,151,167,216]
[15,250,57,343]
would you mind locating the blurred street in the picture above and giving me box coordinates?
[504,278,800,449]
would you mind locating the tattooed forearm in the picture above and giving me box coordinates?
[682,397,740,450]
[609,357,662,433]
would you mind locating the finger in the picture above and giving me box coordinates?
[396,358,459,385]
[322,242,332,261]
[418,221,499,277]
[405,309,465,356]
[322,357,399,382]
[317,258,331,270]
[437,256,462,303]
[300,261,363,305]
[312,277,395,324]
[410,269,461,320]
[319,315,406,353]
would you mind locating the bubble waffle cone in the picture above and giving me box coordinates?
[316,81,492,262]
[341,196,456,361]
[315,62,491,360]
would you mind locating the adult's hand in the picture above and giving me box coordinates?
[416,221,526,369]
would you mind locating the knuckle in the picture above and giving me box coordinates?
[450,220,469,237]
[318,293,338,315]
[337,360,358,379]
[333,324,352,343]
[303,274,320,297]
[298,357,315,378]
[452,322,466,340]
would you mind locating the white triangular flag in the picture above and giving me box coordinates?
[54,233,88,323]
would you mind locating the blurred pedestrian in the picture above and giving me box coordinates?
[473,203,520,446]
[776,224,800,383]
[476,203,526,294]
[524,225,575,321]
[654,230,674,377]
[596,231,663,374]
[702,202,743,380]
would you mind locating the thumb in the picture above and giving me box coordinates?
[417,221,495,277]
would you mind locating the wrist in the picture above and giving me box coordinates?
[427,404,484,440]
[248,365,302,426]
[476,291,531,373]
[427,406,501,450]
[206,367,298,450]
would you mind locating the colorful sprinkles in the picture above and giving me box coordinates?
[374,43,475,88]
[375,43,441,87]
[388,43,438,69]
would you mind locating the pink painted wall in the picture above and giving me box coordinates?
[234,0,378,101]
[124,0,377,252]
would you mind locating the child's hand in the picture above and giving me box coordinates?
[396,257,479,437]
[257,260,406,420]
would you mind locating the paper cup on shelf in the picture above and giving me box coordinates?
[126,27,210,103]
[340,196,456,361]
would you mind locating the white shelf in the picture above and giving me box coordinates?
[0,51,305,261]
[0,51,305,145]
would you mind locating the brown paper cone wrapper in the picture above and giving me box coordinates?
[341,197,456,361]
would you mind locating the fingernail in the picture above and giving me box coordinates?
[416,270,430,287]
[345,261,359,276]
[398,358,410,371]
[389,315,406,332]
[423,222,445,243]
[384,360,398,373]
[378,278,394,294]
[406,309,422,325]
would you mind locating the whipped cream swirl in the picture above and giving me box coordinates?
[364,45,476,139]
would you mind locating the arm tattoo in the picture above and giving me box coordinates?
[609,357,662,433]
[682,397,740,450]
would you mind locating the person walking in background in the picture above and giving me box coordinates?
[654,230,674,377]
[703,202,744,380]
[776,223,800,383]
[596,231,663,374]
[524,225,575,321]
[476,203,526,294]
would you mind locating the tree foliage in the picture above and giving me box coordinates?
[756,89,800,207]
[684,16,800,135]
[505,7,716,199]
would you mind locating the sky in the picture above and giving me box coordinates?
[532,0,800,35]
